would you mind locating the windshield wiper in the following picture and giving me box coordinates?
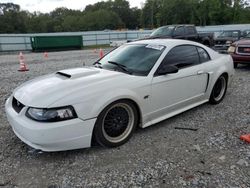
[93,61,102,68]
[108,61,132,75]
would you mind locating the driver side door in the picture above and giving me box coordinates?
[173,26,186,39]
[149,45,209,121]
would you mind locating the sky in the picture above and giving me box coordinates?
[1,0,146,13]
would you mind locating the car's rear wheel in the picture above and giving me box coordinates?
[209,75,227,104]
[94,100,138,147]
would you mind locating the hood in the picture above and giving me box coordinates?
[14,67,129,108]
[233,38,250,46]
[56,68,100,79]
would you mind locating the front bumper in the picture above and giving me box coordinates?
[230,53,250,64]
[5,96,96,152]
[213,45,230,53]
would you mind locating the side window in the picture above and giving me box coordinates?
[187,27,196,35]
[232,31,239,38]
[197,47,210,63]
[174,27,185,36]
[162,45,200,69]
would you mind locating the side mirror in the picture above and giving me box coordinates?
[157,65,179,75]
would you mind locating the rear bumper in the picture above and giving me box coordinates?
[230,53,250,64]
[5,96,96,152]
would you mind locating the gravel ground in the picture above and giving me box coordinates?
[0,49,249,188]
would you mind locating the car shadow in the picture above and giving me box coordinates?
[236,64,250,71]
[135,102,210,135]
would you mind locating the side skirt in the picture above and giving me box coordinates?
[142,99,209,128]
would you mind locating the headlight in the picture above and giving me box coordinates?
[226,40,233,45]
[26,106,77,122]
[228,46,236,53]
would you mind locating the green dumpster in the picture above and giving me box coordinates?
[30,35,83,51]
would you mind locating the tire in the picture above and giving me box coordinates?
[93,100,138,147]
[234,62,238,68]
[209,75,228,104]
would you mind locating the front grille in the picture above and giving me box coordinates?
[237,46,250,55]
[12,97,24,113]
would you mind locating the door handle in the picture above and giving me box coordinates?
[197,70,205,75]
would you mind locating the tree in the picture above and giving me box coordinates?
[79,10,123,31]
[0,3,20,14]
[141,0,161,28]
[1,0,250,33]
[0,3,28,33]
[85,0,138,28]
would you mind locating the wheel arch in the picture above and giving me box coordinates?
[213,72,229,87]
[207,66,231,99]
[221,72,229,81]
[88,88,144,125]
[208,72,229,104]
[96,97,142,127]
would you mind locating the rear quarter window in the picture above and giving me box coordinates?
[197,47,210,63]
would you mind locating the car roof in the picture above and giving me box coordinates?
[222,30,241,32]
[159,24,194,27]
[130,39,202,48]
[129,39,221,60]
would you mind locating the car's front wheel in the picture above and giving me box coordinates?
[93,100,138,147]
[209,75,228,104]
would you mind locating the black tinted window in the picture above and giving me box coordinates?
[174,27,185,36]
[100,44,165,76]
[232,31,239,37]
[163,45,200,68]
[150,26,174,37]
[197,47,210,63]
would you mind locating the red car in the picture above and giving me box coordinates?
[228,34,250,68]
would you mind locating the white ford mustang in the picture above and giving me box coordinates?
[5,39,234,152]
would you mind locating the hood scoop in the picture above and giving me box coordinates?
[56,72,71,78]
[56,67,100,79]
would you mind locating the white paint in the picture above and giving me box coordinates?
[5,39,235,151]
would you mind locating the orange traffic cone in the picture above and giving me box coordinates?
[99,48,104,58]
[19,52,24,60]
[18,59,29,72]
[18,52,29,71]
[240,134,250,143]
[44,51,48,58]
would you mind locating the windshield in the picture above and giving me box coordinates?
[245,33,250,38]
[150,26,174,37]
[218,31,239,38]
[98,44,165,76]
